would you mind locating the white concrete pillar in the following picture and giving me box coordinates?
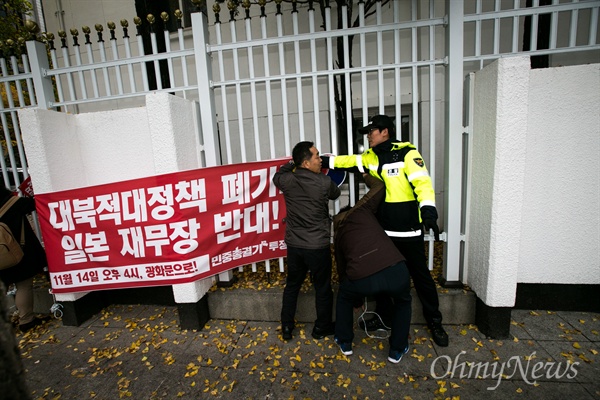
[467,56,531,307]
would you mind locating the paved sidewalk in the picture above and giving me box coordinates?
[17,305,599,399]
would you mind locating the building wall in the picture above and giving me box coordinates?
[467,57,600,307]
[41,0,133,35]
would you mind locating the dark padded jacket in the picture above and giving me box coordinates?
[273,162,340,249]
[333,174,404,281]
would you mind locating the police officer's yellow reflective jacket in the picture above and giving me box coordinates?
[328,140,437,240]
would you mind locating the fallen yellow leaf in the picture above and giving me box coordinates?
[578,354,591,363]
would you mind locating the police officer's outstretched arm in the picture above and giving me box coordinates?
[404,149,440,241]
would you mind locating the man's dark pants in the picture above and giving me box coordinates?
[335,261,412,352]
[281,246,333,330]
[376,239,442,325]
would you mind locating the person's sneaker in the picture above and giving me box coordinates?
[311,324,335,339]
[388,345,409,364]
[334,338,353,356]
[282,325,293,341]
[358,317,391,331]
[429,322,449,347]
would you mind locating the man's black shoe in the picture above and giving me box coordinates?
[429,322,449,347]
[358,317,391,331]
[19,316,51,333]
[311,324,334,339]
[282,326,293,341]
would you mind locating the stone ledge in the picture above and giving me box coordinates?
[9,285,476,326]
[207,286,476,325]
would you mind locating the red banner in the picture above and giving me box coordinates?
[19,176,34,197]
[35,159,289,293]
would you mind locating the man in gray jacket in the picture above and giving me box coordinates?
[273,141,340,341]
[333,174,412,363]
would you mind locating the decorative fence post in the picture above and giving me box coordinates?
[191,9,236,285]
[25,40,55,110]
[191,11,220,168]
[443,0,464,287]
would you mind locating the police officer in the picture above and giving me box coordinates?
[322,115,448,347]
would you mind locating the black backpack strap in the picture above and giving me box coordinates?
[0,196,19,219]
[0,196,25,246]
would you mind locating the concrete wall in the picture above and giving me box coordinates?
[518,64,600,284]
[467,57,600,307]
[18,93,215,303]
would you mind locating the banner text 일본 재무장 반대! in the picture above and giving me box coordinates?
[35,159,289,293]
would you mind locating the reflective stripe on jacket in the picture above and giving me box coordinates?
[330,141,436,238]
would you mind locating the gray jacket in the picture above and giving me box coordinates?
[273,162,340,249]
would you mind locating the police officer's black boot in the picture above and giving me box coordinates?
[428,318,449,347]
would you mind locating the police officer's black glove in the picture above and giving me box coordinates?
[423,219,440,241]
[320,156,330,169]
[421,205,440,241]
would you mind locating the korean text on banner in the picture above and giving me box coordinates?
[35,159,289,293]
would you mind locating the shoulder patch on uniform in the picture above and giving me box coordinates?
[413,158,424,167]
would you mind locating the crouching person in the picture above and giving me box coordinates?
[333,174,411,363]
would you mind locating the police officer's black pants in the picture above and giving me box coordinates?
[375,238,442,325]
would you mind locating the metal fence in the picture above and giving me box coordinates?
[1,0,599,282]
